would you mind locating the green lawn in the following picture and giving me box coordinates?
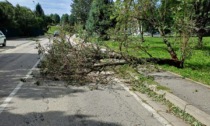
[46,25,60,34]
[103,36,210,86]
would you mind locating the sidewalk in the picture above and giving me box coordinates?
[148,71,210,125]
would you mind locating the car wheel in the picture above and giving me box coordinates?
[2,39,6,47]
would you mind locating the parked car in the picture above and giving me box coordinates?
[53,30,60,37]
[0,30,6,47]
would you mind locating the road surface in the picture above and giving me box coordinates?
[0,38,47,105]
[0,37,167,126]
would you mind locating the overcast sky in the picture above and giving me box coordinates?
[0,0,71,16]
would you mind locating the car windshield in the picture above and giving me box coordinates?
[54,31,59,34]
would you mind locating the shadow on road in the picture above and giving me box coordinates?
[15,81,87,100]
[0,111,121,126]
[0,46,16,49]
[0,46,16,51]
[0,53,40,102]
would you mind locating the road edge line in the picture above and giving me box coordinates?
[114,78,172,126]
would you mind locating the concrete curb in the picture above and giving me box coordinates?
[134,91,189,126]
[129,71,210,126]
[162,71,210,125]
[166,91,210,125]
[153,87,210,126]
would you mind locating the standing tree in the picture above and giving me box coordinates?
[34,3,49,32]
[85,0,114,40]
[61,14,69,25]
[113,0,196,68]
[70,0,93,25]
[0,1,15,29]
[144,21,156,37]
[132,0,179,61]
[192,0,210,48]
[171,0,195,67]
[14,4,42,36]
[35,3,45,17]
[51,14,60,24]
[69,14,76,25]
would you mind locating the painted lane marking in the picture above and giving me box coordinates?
[0,56,42,114]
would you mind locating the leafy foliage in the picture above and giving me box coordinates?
[61,14,69,25]
[0,1,15,28]
[50,14,60,24]
[0,1,55,37]
[70,0,93,25]
[85,0,114,40]
[69,14,76,26]
[35,3,45,17]
[192,0,210,47]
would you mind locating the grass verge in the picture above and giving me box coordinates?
[46,25,60,35]
[103,36,210,86]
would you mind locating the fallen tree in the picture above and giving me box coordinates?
[37,33,186,85]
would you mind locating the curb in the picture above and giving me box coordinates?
[134,91,189,126]
[116,78,189,126]
[130,71,210,126]
[162,71,210,125]
[165,92,210,126]
[152,85,210,126]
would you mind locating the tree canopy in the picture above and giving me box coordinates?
[0,1,55,37]
[70,0,93,24]
[50,14,61,24]
[35,3,45,17]
[67,0,210,67]
[85,0,114,40]
[61,14,69,25]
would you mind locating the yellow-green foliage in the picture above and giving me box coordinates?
[47,25,60,34]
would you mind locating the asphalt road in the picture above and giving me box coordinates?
[0,38,47,105]
[0,37,167,126]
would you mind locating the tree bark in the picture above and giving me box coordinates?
[140,30,144,42]
[197,34,203,48]
[151,32,153,37]
[158,27,178,61]
[95,50,183,68]
[138,20,145,42]
[95,57,184,68]
[163,38,178,60]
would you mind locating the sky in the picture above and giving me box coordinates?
[0,0,72,16]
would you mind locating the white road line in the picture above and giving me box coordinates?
[0,56,42,114]
[117,80,172,126]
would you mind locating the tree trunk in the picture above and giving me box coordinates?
[95,49,183,68]
[163,39,178,61]
[158,28,178,61]
[138,20,144,42]
[140,30,144,42]
[197,34,203,48]
[151,32,153,37]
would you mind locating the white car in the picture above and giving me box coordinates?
[0,31,6,47]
